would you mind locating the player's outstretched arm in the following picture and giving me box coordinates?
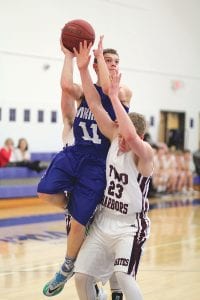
[60,40,82,145]
[61,90,76,145]
[60,40,82,103]
[93,36,110,94]
[74,41,116,140]
[94,36,132,108]
[108,72,154,163]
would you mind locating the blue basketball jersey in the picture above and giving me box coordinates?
[38,84,129,225]
[73,84,128,159]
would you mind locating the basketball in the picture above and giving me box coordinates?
[61,19,95,52]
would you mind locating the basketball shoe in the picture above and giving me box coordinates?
[43,269,74,296]
[112,292,123,300]
[43,258,74,297]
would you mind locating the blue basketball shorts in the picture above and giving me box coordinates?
[37,146,106,226]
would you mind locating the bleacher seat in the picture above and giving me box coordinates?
[0,184,38,198]
[193,175,200,191]
[0,152,56,199]
[0,167,42,180]
[31,152,56,161]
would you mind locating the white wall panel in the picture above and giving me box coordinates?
[0,0,200,151]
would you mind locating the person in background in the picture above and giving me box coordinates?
[193,146,200,176]
[13,138,47,172]
[0,138,15,167]
[182,149,195,194]
[14,138,31,161]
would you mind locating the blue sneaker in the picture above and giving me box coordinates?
[43,269,74,297]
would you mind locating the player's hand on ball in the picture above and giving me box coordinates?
[60,38,75,58]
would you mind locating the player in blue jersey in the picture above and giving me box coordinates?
[38,36,132,298]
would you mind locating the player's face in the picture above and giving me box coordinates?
[104,54,119,74]
[118,134,130,153]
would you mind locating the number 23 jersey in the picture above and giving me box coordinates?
[101,137,151,216]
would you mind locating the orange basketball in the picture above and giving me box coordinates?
[61,19,95,52]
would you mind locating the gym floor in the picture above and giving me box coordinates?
[0,193,200,300]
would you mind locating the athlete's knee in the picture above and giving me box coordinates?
[75,273,95,299]
[74,273,84,298]
[109,272,121,291]
[37,192,50,201]
[114,271,133,288]
[38,192,67,208]
[115,271,142,300]
[74,272,86,286]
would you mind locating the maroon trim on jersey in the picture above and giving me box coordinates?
[137,173,151,212]
[127,212,149,277]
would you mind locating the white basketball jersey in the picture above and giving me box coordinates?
[100,137,151,216]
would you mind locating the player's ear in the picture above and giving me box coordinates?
[140,134,144,140]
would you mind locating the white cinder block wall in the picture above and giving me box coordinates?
[0,0,200,152]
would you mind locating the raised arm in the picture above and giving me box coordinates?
[60,41,81,145]
[93,36,132,108]
[61,91,76,146]
[93,36,110,93]
[108,72,154,174]
[74,41,116,141]
[60,40,82,103]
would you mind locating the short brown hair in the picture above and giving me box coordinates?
[128,112,147,136]
[94,48,119,63]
